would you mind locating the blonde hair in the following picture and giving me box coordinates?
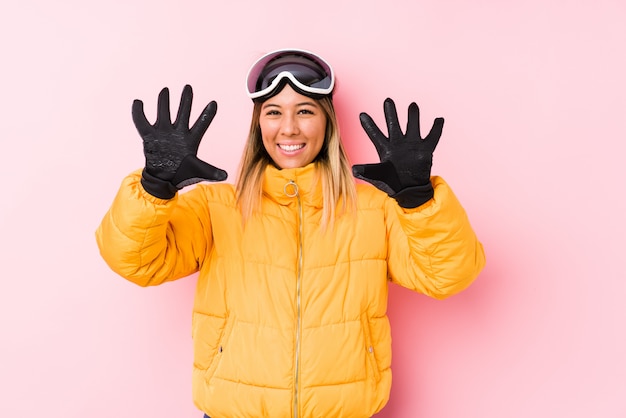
[235,96,357,228]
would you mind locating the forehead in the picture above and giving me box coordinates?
[261,85,319,108]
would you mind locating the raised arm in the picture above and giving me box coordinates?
[354,98,485,298]
[96,85,227,286]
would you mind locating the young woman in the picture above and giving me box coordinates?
[96,49,485,418]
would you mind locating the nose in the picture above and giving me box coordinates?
[280,114,300,136]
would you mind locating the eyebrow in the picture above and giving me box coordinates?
[262,101,319,110]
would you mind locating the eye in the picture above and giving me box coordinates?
[264,109,281,116]
[298,108,315,115]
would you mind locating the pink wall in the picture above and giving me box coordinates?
[1,0,625,417]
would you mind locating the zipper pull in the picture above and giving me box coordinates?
[284,180,299,197]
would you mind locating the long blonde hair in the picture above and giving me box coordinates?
[235,96,356,228]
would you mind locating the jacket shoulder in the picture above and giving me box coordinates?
[355,182,389,209]
[190,183,237,207]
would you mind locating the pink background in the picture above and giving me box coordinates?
[1,0,625,417]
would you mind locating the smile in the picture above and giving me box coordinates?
[279,144,305,152]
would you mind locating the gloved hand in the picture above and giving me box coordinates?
[352,98,444,208]
[132,84,228,199]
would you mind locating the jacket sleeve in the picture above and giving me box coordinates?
[385,176,486,299]
[95,170,213,286]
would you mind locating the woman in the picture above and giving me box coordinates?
[96,48,485,418]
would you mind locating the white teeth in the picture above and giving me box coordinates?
[279,144,304,152]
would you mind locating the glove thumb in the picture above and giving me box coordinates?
[352,161,401,195]
[172,155,228,189]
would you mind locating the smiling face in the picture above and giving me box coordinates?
[258,84,327,169]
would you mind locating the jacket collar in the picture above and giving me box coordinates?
[262,163,323,208]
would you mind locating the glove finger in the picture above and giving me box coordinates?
[424,117,444,151]
[359,112,389,157]
[155,87,172,127]
[172,155,228,188]
[383,98,403,140]
[190,101,218,141]
[131,99,153,137]
[405,102,422,140]
[174,84,193,129]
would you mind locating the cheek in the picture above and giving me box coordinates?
[259,119,280,139]
[259,123,272,147]
[260,135,273,155]
[309,120,327,148]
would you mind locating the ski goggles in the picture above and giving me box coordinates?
[246,48,335,101]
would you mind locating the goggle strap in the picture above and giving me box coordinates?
[249,71,334,100]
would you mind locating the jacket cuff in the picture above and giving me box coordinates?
[391,182,434,208]
[141,169,178,199]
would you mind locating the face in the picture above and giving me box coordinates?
[259,84,327,169]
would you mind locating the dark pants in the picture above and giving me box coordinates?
[203,415,210,418]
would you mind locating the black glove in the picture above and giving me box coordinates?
[352,98,444,208]
[132,84,228,199]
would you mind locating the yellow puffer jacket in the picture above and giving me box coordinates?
[96,163,485,418]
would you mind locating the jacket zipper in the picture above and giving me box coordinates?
[285,180,303,418]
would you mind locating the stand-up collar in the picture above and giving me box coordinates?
[262,163,323,208]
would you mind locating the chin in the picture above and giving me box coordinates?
[275,159,308,170]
